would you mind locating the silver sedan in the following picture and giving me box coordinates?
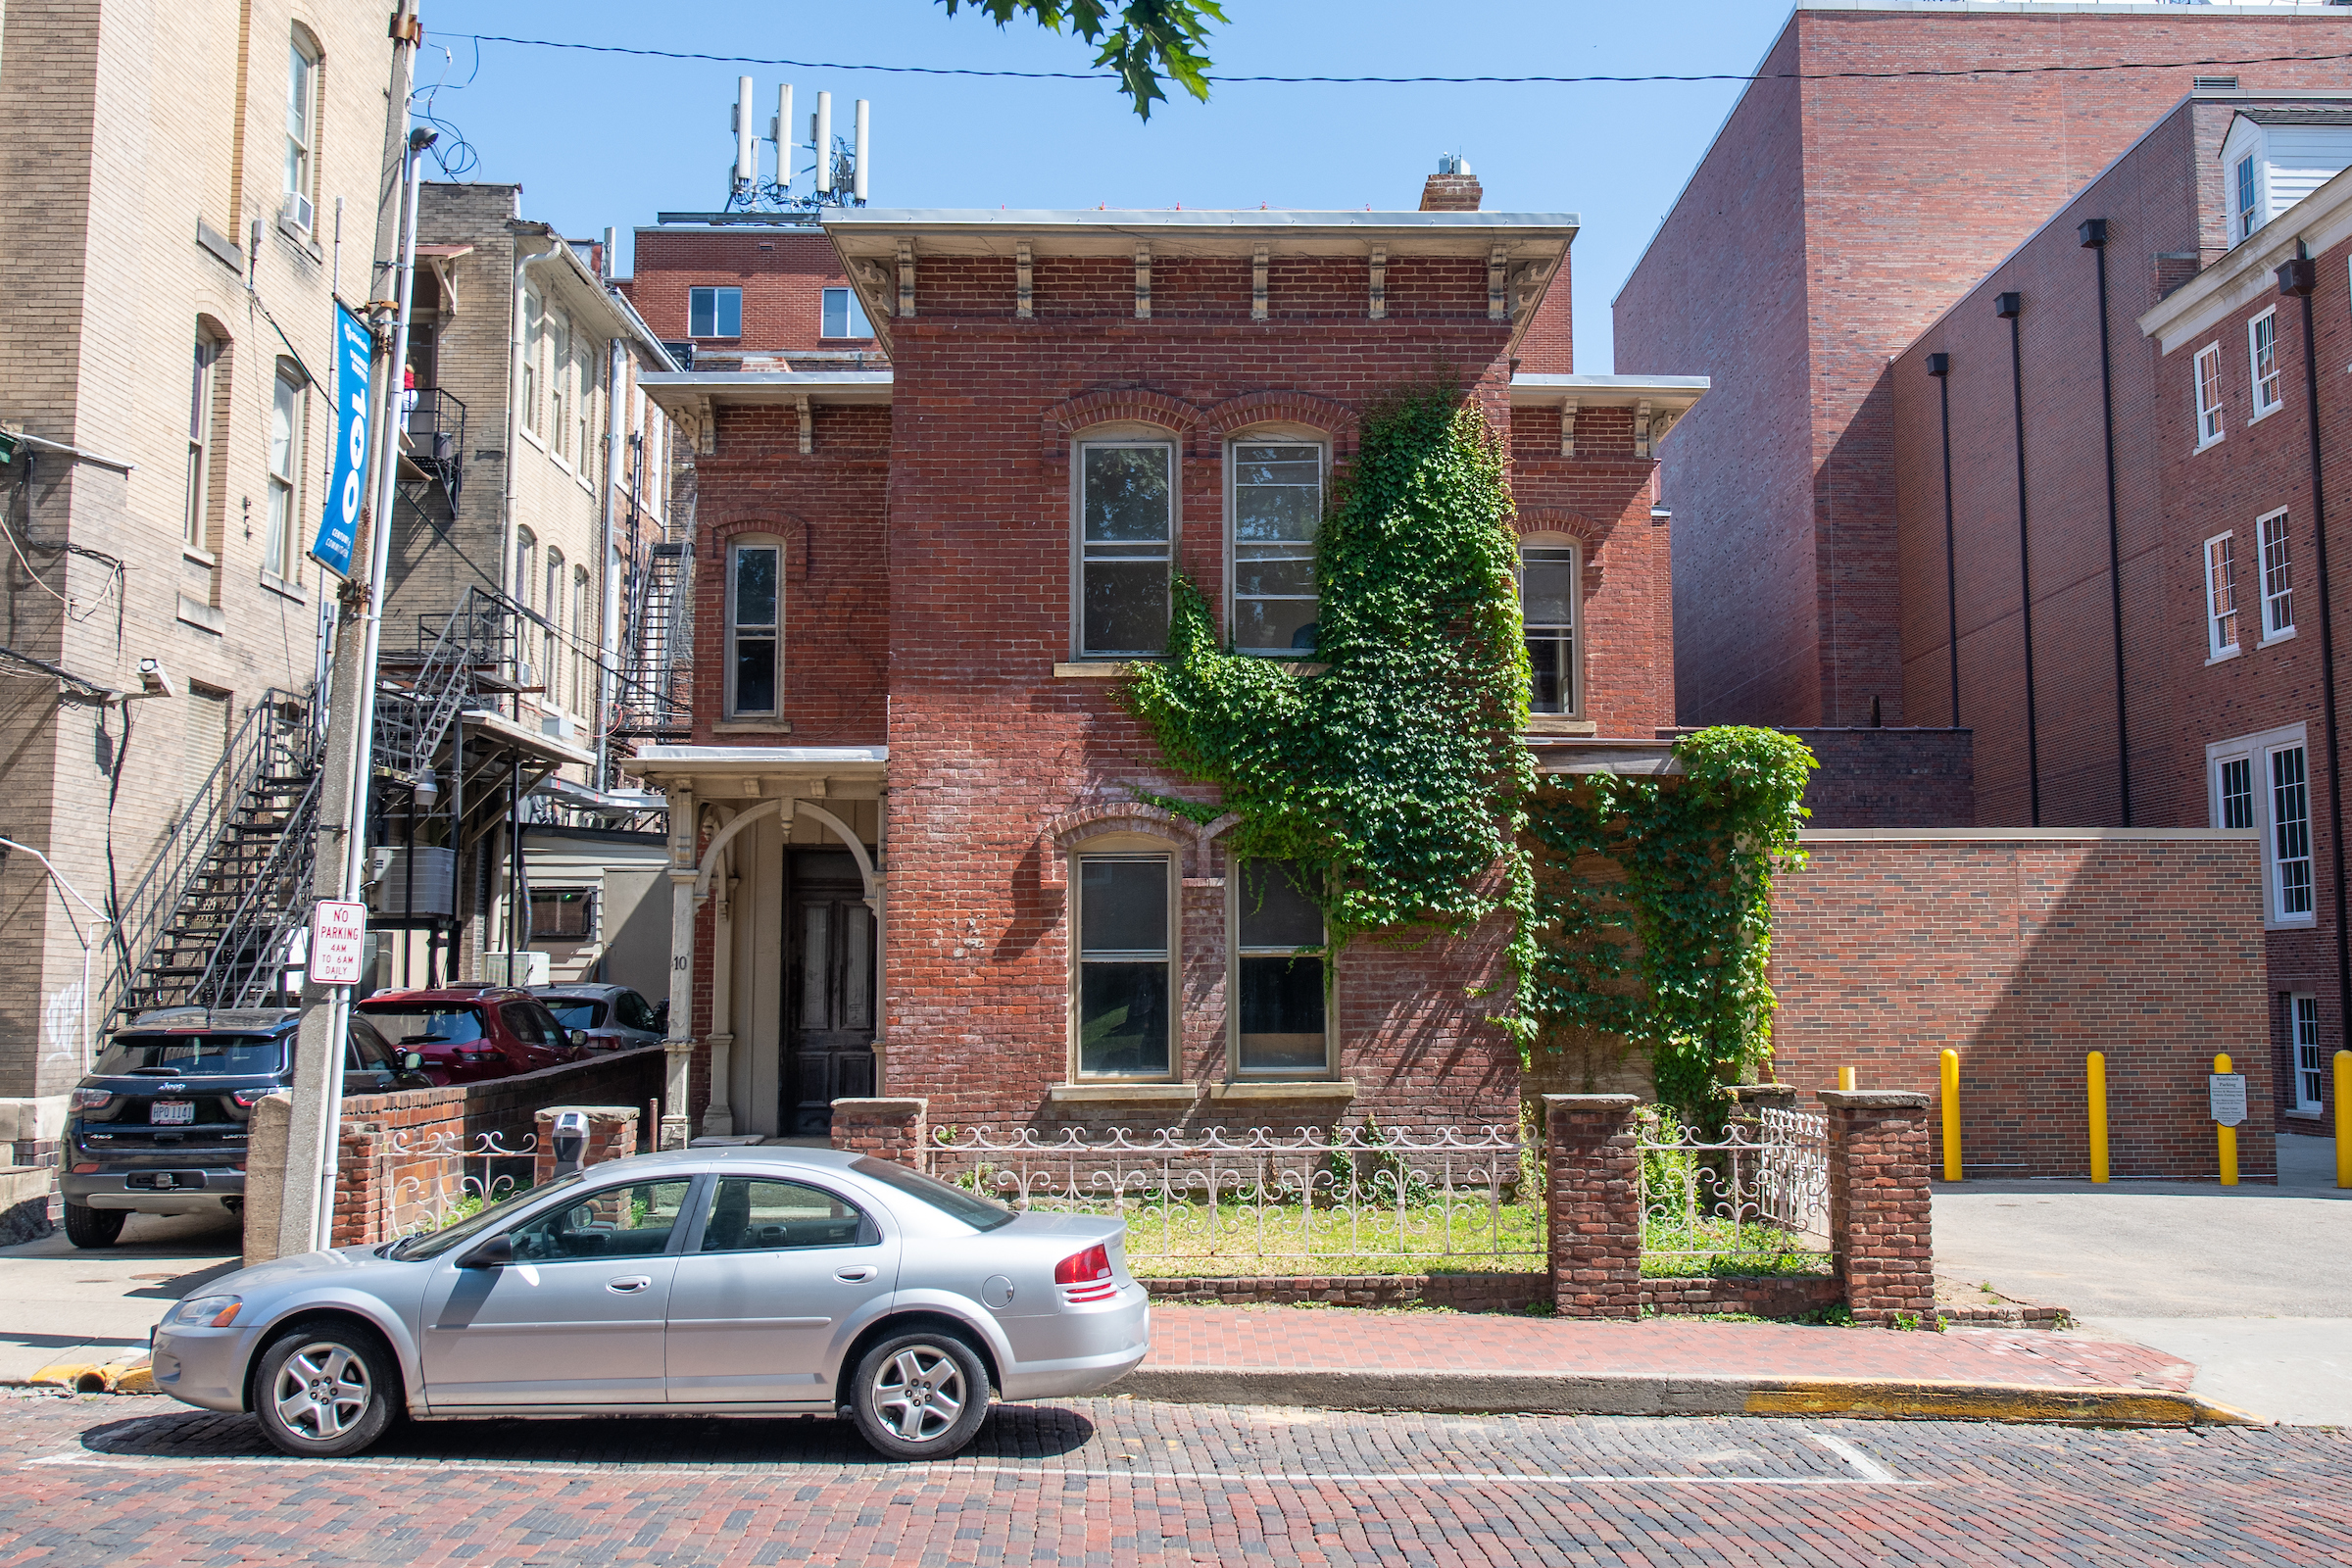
[149,1147,1149,1460]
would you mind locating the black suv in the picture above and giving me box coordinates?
[63,1007,423,1249]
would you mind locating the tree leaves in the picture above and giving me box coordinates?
[937,0,1228,119]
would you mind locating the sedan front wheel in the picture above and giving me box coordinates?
[849,1331,990,1459]
[253,1324,400,1458]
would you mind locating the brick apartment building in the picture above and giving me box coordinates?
[0,1,400,1162]
[1616,0,2352,731]
[628,172,1708,1145]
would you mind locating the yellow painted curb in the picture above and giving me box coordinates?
[28,1353,155,1396]
[1742,1379,2262,1427]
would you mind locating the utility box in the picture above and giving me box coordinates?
[366,845,455,917]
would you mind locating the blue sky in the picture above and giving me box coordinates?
[418,1,1789,368]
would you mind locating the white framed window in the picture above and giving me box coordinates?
[689,286,743,339]
[264,364,304,581]
[514,527,537,611]
[2205,532,2240,661]
[183,329,220,550]
[1073,852,1173,1080]
[727,539,780,716]
[2195,344,2226,449]
[522,292,543,436]
[543,549,564,707]
[572,564,591,719]
[1520,539,1581,715]
[550,314,571,462]
[2259,508,2294,642]
[2249,308,2282,417]
[2210,724,2317,928]
[1231,859,1331,1079]
[1228,440,1323,657]
[576,344,595,478]
[1076,439,1175,659]
[283,33,319,228]
[821,286,872,340]
[2235,153,2260,242]
[2292,993,2325,1114]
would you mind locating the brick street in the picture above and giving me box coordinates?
[2,1388,2348,1566]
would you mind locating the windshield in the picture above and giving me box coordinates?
[543,1001,605,1031]
[852,1156,1017,1232]
[358,1004,485,1046]
[395,1171,585,1260]
[93,1034,284,1078]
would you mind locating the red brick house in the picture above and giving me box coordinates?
[626,181,1705,1145]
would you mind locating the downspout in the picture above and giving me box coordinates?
[2279,250,2352,1054]
[1928,352,1960,728]
[1998,291,2041,826]
[598,226,626,793]
[2082,220,2133,825]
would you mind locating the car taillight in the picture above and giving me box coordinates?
[230,1089,272,1108]
[70,1089,112,1111]
[1055,1243,1117,1301]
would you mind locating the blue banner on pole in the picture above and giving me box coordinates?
[311,304,371,577]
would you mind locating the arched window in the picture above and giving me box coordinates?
[572,564,592,717]
[544,549,564,708]
[265,360,306,580]
[283,30,321,231]
[184,327,223,550]
[1519,536,1582,716]
[727,536,781,717]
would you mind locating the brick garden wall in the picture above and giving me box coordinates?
[1770,831,2276,1180]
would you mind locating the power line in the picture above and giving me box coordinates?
[455,31,2352,86]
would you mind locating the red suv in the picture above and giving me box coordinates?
[354,987,584,1085]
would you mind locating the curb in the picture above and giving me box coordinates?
[1115,1367,2263,1427]
[24,1353,156,1396]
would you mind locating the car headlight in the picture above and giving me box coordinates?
[166,1295,242,1328]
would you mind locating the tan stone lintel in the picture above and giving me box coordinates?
[1210,1080,1358,1101]
[1053,662,1134,679]
[1047,1082,1200,1102]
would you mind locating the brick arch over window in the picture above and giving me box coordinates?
[1040,388,1200,463]
[710,513,809,580]
[1042,802,1204,883]
[1514,509,1604,546]
[1198,391,1360,457]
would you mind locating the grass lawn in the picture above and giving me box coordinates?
[1640,1218,1833,1278]
[1089,1200,1547,1278]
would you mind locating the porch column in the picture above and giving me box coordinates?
[702,854,736,1137]
[662,784,697,1151]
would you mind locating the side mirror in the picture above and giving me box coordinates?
[403,1052,424,1072]
[457,1234,514,1269]
[567,1029,589,1050]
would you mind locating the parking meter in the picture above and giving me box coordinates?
[552,1110,589,1176]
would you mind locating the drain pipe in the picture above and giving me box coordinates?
[2080,220,2133,825]
[2279,250,2351,1054]
[1927,352,1960,728]
[1997,290,2041,826]
[0,836,113,1073]
[598,227,626,793]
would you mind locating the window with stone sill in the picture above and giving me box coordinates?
[2250,308,2282,418]
[728,539,782,717]
[2292,992,2324,1114]
[1228,439,1324,657]
[2259,508,2293,641]
[2195,344,2226,449]
[2205,531,2239,661]
[2209,724,2315,928]
[1076,440,1175,660]
[1231,858,1330,1078]
[1518,539,1581,715]
[1073,852,1173,1080]
[264,363,304,582]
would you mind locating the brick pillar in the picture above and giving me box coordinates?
[1544,1094,1642,1319]
[1724,1082,1797,1144]
[328,1120,382,1250]
[831,1098,929,1172]
[532,1105,643,1187]
[1820,1089,1936,1325]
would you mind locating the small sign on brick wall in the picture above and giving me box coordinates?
[2209,1073,2248,1128]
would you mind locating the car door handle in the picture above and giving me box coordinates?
[834,1266,878,1283]
[607,1276,653,1295]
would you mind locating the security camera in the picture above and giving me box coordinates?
[135,659,177,699]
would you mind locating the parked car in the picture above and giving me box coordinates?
[354,988,585,1085]
[529,983,667,1052]
[148,1146,1149,1460]
[64,1007,430,1249]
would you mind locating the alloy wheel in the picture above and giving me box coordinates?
[272,1341,373,1444]
[869,1343,966,1444]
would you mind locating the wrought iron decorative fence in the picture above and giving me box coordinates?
[376,1128,538,1240]
[1636,1107,1831,1275]
[929,1124,1542,1268]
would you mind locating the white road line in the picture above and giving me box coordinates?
[1809,1431,1898,1483]
[22,1452,1927,1487]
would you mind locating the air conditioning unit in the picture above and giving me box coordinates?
[482,951,551,987]
[514,662,536,689]
[366,845,456,917]
[279,191,315,234]
[542,711,573,741]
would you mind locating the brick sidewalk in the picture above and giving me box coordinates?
[1144,1304,2196,1392]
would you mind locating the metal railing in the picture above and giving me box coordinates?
[1637,1108,1830,1273]
[931,1124,1542,1268]
[377,1127,539,1240]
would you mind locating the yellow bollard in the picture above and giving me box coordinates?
[1838,1065,1856,1092]
[1939,1050,1962,1182]
[2087,1052,2109,1184]
[2215,1052,2237,1187]
[2335,1052,2351,1190]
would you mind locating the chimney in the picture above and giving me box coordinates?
[1420,153,1482,213]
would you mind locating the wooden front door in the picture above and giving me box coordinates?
[785,877,876,1136]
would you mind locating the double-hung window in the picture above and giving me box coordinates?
[265,365,303,580]
[1077,441,1174,659]
[522,292,543,435]
[1520,543,1580,714]
[572,565,591,718]
[820,286,871,339]
[283,35,318,230]
[2235,154,2260,243]
[1075,855,1171,1078]
[2211,725,2316,927]
[543,550,564,708]
[728,540,780,716]
[184,330,219,550]
[2259,509,2293,641]
[2195,344,2226,449]
[2291,993,2325,1114]
[550,315,571,462]
[1230,442,1322,656]
[2205,532,2240,661]
[1233,859,1329,1077]
[689,286,743,339]
[2250,309,2282,417]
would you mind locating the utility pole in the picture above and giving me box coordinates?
[277,1,428,1256]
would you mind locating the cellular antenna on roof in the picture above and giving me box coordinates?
[721,79,870,216]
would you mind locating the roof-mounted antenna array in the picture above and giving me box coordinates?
[724,78,869,215]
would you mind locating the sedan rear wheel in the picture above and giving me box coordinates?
[253,1325,399,1458]
[849,1331,989,1459]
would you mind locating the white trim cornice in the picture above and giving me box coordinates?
[2142,161,2352,353]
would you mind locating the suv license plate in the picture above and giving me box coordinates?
[150,1101,194,1126]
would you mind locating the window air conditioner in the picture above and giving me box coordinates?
[280,192,315,234]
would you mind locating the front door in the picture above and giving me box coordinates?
[787,872,876,1136]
